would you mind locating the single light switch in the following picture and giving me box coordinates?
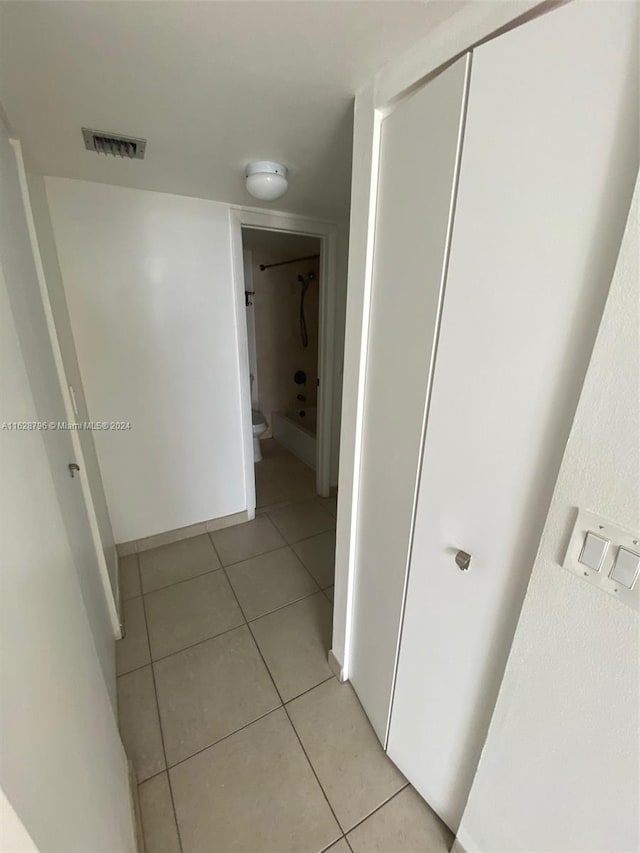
[579,532,609,571]
[610,547,640,589]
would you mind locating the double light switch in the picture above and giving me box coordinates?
[565,509,640,611]
[579,532,640,588]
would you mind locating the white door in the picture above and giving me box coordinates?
[387,0,639,831]
[0,128,117,704]
[349,54,471,740]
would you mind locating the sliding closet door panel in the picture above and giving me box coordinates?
[350,55,470,740]
[388,0,638,830]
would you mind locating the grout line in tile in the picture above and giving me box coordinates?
[222,534,346,843]
[214,539,290,570]
[119,588,331,679]
[284,674,336,706]
[117,567,333,676]
[141,563,222,598]
[281,700,344,841]
[138,592,184,853]
[164,705,283,773]
[343,781,411,838]
[233,572,346,845]
[319,837,349,853]
[289,526,337,549]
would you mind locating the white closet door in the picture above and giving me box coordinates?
[350,54,470,740]
[388,0,639,831]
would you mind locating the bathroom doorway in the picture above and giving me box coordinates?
[231,210,338,509]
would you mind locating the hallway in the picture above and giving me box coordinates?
[116,444,452,852]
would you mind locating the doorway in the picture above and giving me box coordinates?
[230,209,338,510]
[242,228,321,480]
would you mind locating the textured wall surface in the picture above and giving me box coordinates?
[454,178,639,853]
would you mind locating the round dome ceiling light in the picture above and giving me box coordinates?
[245,161,289,201]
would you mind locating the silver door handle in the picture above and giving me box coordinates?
[68,463,80,478]
[455,550,471,571]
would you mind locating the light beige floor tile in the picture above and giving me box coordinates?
[251,593,333,701]
[323,841,351,853]
[256,481,288,508]
[292,530,336,589]
[117,666,165,782]
[226,546,318,621]
[120,554,141,600]
[140,534,220,593]
[210,514,285,566]
[268,498,335,544]
[277,466,317,502]
[145,570,243,660]
[324,586,334,603]
[154,625,280,766]
[347,786,454,853]
[287,679,405,831]
[116,596,151,675]
[316,494,338,518]
[138,772,181,853]
[170,708,341,853]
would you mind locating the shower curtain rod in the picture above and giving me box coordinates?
[259,253,320,271]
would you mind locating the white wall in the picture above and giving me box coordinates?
[455,174,639,853]
[45,178,247,543]
[1,122,135,850]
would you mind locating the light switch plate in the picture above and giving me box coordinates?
[563,508,640,612]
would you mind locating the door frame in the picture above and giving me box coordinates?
[11,138,121,638]
[229,205,338,502]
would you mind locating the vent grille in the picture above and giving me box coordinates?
[82,128,146,160]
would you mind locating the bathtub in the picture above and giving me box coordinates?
[271,407,317,470]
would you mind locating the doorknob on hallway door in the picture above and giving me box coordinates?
[68,463,80,479]
[455,550,471,571]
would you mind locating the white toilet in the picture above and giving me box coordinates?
[252,410,267,461]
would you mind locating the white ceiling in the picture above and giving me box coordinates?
[0,1,463,221]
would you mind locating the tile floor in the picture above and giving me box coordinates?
[117,442,453,853]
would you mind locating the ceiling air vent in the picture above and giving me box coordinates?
[82,128,147,160]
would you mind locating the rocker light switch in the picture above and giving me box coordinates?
[563,509,639,610]
[610,548,640,589]
[578,532,609,571]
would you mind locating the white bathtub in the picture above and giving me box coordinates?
[271,407,317,469]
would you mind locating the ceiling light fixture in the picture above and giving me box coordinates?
[245,161,289,201]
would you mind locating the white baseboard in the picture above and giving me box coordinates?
[116,510,250,556]
[328,649,347,682]
[127,760,145,853]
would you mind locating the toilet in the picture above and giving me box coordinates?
[252,410,267,461]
